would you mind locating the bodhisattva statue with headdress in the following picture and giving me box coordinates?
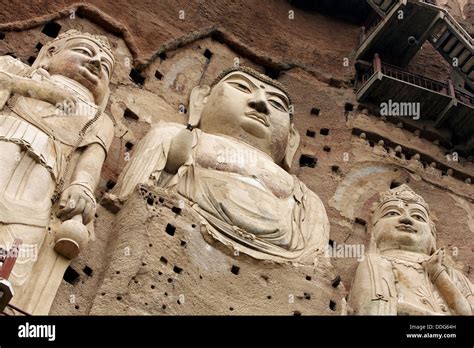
[0,30,115,314]
[109,66,329,263]
[349,184,473,315]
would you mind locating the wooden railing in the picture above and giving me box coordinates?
[357,58,474,107]
[455,89,474,106]
[380,62,448,93]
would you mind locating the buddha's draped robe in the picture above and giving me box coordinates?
[113,122,329,263]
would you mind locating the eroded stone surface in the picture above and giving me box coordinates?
[91,186,345,315]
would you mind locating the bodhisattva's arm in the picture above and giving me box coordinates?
[424,248,472,315]
[57,143,106,224]
[0,71,76,107]
[434,271,473,315]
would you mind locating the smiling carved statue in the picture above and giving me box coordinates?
[348,184,474,315]
[0,30,115,314]
[110,66,329,263]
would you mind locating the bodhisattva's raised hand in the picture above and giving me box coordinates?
[423,247,472,315]
[422,247,446,282]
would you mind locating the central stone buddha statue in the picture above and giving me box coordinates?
[111,66,329,263]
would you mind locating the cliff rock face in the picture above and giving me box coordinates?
[0,0,472,315]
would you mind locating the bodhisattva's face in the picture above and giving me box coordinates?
[45,39,114,104]
[372,201,435,255]
[198,71,291,163]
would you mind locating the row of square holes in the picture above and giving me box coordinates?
[306,128,329,137]
[2,22,357,124]
[16,22,63,66]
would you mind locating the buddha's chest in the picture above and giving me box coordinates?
[194,135,293,199]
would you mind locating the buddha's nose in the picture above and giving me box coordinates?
[90,57,101,69]
[248,99,269,114]
[399,215,413,225]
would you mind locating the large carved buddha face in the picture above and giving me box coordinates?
[191,71,298,167]
[372,200,436,255]
[41,38,114,104]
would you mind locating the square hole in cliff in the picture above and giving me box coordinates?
[344,102,354,112]
[41,22,61,38]
[299,154,317,168]
[329,300,337,311]
[311,108,320,116]
[129,68,145,85]
[320,128,329,136]
[323,146,331,153]
[125,141,134,150]
[63,266,80,285]
[83,266,93,277]
[35,42,43,51]
[264,67,280,79]
[306,129,316,138]
[106,180,116,190]
[390,180,402,189]
[0,32,5,40]
[165,223,176,236]
[231,265,240,275]
[171,206,182,215]
[203,48,213,59]
[155,70,163,80]
[27,56,36,66]
[123,108,139,121]
[159,51,167,61]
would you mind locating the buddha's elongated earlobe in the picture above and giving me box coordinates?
[188,85,211,127]
[282,122,300,171]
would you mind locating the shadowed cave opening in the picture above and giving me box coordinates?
[41,21,61,38]
[299,154,317,168]
[63,266,80,285]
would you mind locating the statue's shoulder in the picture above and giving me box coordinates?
[0,55,28,75]
[293,176,324,204]
[135,121,186,151]
[149,121,185,136]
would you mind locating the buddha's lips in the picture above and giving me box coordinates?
[396,224,417,233]
[245,111,269,127]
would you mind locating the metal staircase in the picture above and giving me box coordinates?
[360,0,473,89]
[430,13,474,89]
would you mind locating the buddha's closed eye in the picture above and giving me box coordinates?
[383,210,400,218]
[228,81,251,93]
[73,47,94,57]
[411,213,426,222]
[268,98,286,112]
